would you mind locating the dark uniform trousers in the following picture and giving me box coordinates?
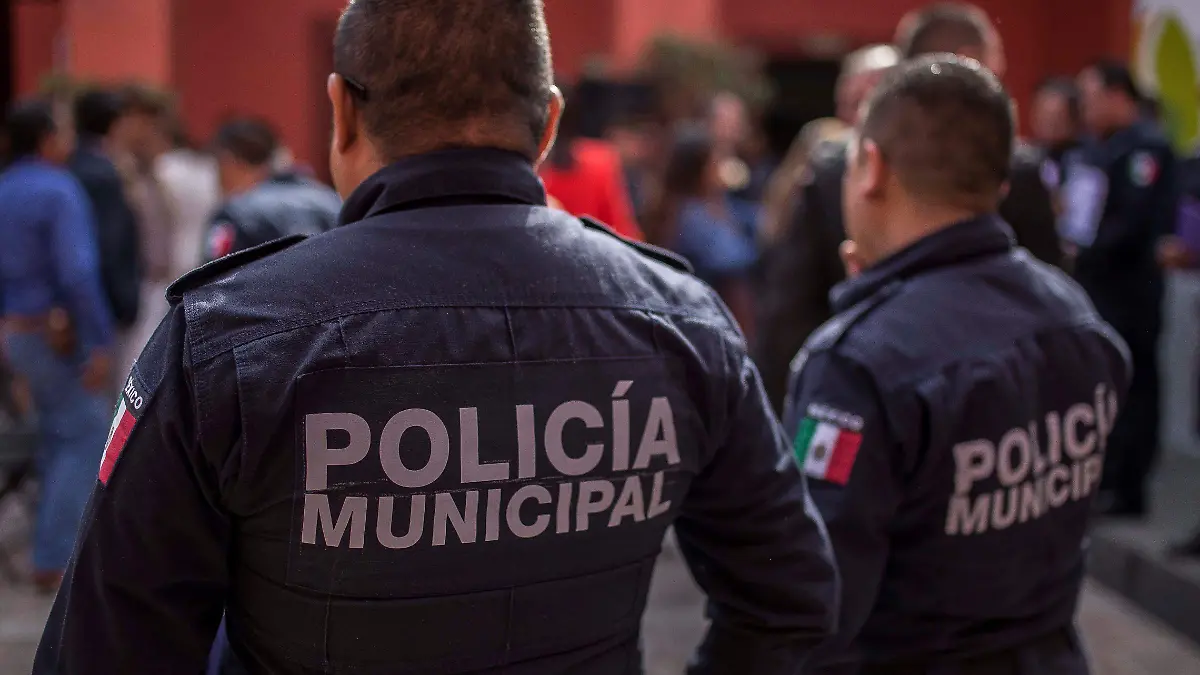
[861,630,1087,675]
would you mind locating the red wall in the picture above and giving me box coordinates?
[13,0,1131,167]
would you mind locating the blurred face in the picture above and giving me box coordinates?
[710,95,747,152]
[1031,90,1076,146]
[837,69,886,124]
[1077,68,1112,134]
[216,150,257,197]
[841,134,891,266]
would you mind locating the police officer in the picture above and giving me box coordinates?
[757,2,1063,413]
[783,56,1130,674]
[33,1,838,673]
[202,117,341,263]
[1065,60,1177,518]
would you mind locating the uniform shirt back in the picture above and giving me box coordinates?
[784,215,1131,669]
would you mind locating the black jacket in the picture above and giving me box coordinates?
[783,214,1129,671]
[757,139,1065,412]
[202,172,341,263]
[69,140,141,327]
[35,149,837,675]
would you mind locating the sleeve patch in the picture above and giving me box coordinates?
[1129,151,1159,187]
[99,371,147,485]
[207,222,237,260]
[793,416,862,486]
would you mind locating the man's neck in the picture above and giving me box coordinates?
[870,203,980,263]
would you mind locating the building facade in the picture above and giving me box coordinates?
[8,0,1131,169]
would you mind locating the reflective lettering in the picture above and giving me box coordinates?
[516,404,537,479]
[634,397,681,469]
[556,482,572,533]
[1064,403,1096,459]
[545,401,605,476]
[1047,465,1071,508]
[576,480,616,531]
[647,471,672,518]
[485,488,502,541]
[301,494,367,548]
[432,491,478,546]
[507,484,551,538]
[611,381,633,471]
[991,486,1018,530]
[379,409,450,488]
[997,427,1032,486]
[460,407,510,483]
[946,494,990,535]
[305,413,371,491]
[377,495,425,549]
[609,475,647,527]
[952,440,995,494]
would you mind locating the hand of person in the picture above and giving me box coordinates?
[840,240,865,279]
[1157,235,1195,270]
[81,349,113,393]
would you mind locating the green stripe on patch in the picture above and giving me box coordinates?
[793,417,818,465]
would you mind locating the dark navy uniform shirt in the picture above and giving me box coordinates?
[782,215,1130,672]
[35,149,836,675]
[203,171,342,263]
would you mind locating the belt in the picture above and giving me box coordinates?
[862,628,1077,675]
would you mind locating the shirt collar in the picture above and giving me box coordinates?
[831,214,1015,312]
[339,148,547,226]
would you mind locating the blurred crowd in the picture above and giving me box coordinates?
[1,0,1199,596]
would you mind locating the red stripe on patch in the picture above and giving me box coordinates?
[825,430,863,486]
[99,406,136,485]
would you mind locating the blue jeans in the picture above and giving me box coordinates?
[5,333,111,572]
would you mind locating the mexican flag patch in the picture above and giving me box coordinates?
[793,415,863,486]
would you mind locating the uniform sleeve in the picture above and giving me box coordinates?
[1092,146,1178,256]
[34,305,230,675]
[49,180,115,352]
[755,164,843,413]
[202,209,244,263]
[781,350,903,670]
[678,332,838,675]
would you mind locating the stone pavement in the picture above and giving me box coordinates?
[4,533,1200,674]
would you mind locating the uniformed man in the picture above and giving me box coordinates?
[202,117,341,263]
[1067,60,1177,518]
[757,1,1064,413]
[783,55,1130,674]
[33,1,838,673]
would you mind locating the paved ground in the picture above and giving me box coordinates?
[4,532,1200,674]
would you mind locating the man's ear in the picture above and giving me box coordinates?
[535,86,565,167]
[861,138,888,198]
[328,74,359,155]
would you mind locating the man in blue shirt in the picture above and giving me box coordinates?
[0,99,115,593]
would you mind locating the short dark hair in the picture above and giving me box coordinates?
[1036,77,1081,123]
[333,0,555,160]
[1084,59,1141,101]
[859,54,1013,210]
[6,99,56,159]
[74,88,125,138]
[896,3,993,59]
[212,118,278,166]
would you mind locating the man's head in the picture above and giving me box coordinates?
[113,84,172,164]
[1077,60,1142,136]
[843,55,1013,266]
[836,44,901,124]
[327,0,563,197]
[211,117,279,196]
[709,92,748,156]
[1031,78,1081,148]
[895,3,1005,77]
[6,99,74,165]
[74,88,127,142]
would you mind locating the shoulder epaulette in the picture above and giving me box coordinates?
[166,234,307,303]
[806,280,904,352]
[579,216,694,275]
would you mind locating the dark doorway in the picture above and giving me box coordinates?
[761,58,840,159]
[0,0,13,114]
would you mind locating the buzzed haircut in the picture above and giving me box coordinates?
[896,3,992,59]
[1085,59,1142,102]
[212,118,279,167]
[74,89,125,138]
[333,0,555,160]
[859,55,1013,210]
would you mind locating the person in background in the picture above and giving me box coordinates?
[1067,60,1177,518]
[538,85,643,240]
[604,112,658,221]
[156,124,221,278]
[755,2,1062,414]
[69,89,142,345]
[709,92,772,205]
[0,99,114,593]
[203,117,341,262]
[645,124,758,339]
[1031,78,1083,193]
[758,44,900,248]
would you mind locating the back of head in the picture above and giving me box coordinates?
[333,0,555,161]
[74,88,125,139]
[1077,59,1141,134]
[860,54,1013,212]
[6,99,57,161]
[213,118,279,168]
[896,3,994,63]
